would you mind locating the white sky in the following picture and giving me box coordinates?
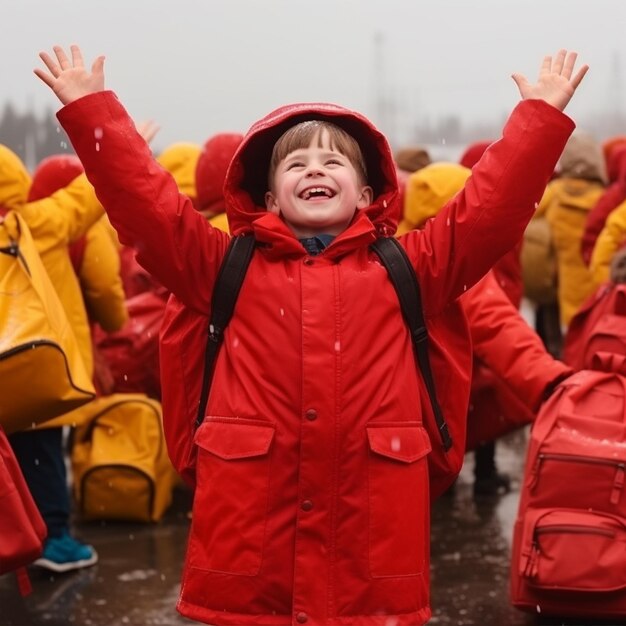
[5,0,626,152]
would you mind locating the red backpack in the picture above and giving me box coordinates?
[510,357,626,620]
[563,282,626,370]
[0,426,47,596]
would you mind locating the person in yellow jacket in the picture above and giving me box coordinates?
[590,196,626,285]
[1,143,103,573]
[536,131,607,326]
[27,153,128,394]
[397,161,471,236]
[28,154,127,332]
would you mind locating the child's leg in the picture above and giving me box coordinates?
[473,440,511,496]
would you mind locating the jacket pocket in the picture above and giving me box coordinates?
[519,508,626,592]
[366,422,431,578]
[191,417,275,576]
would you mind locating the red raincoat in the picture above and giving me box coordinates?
[58,92,573,626]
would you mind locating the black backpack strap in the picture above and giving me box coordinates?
[195,234,256,428]
[370,237,452,451]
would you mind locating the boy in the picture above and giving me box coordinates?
[35,45,585,626]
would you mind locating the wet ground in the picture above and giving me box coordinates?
[1,429,623,626]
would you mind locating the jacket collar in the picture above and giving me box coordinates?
[252,210,380,261]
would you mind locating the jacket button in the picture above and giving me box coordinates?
[301,500,314,512]
[296,612,308,623]
[303,258,314,266]
[305,409,317,421]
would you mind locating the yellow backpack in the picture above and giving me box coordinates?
[0,211,95,433]
[71,393,178,522]
[521,216,558,305]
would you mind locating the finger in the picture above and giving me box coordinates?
[33,67,56,88]
[552,49,567,75]
[511,72,530,92]
[53,45,71,70]
[539,55,551,78]
[70,44,84,68]
[38,51,60,77]
[91,55,105,76]
[561,51,579,80]
[570,64,589,90]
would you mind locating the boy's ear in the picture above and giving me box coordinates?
[356,185,374,209]
[265,191,279,214]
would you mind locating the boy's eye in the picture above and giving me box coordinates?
[286,162,305,170]
[326,159,342,166]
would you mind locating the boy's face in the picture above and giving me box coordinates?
[264,130,373,238]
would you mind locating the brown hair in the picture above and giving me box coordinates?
[268,121,368,189]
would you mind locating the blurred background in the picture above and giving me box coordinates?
[3,0,625,166]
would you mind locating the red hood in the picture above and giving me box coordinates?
[28,154,84,201]
[223,102,400,237]
[609,145,626,184]
[458,140,493,169]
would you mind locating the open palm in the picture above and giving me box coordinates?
[34,45,105,105]
[511,49,588,112]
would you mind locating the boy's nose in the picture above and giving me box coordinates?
[305,166,323,177]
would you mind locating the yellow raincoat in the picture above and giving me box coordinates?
[590,198,626,285]
[0,145,103,426]
[537,132,607,325]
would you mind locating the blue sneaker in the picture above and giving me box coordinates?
[33,533,98,573]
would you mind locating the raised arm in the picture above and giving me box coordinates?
[34,44,105,104]
[402,50,586,314]
[34,44,229,311]
[511,49,588,112]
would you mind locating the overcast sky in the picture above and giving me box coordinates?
[5,0,626,153]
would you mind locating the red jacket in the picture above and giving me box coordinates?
[459,139,523,307]
[58,93,573,626]
[462,271,572,450]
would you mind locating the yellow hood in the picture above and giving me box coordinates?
[156,142,201,202]
[399,162,471,235]
[0,145,31,212]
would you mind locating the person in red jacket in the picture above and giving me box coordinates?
[459,140,526,493]
[402,161,572,496]
[36,44,585,626]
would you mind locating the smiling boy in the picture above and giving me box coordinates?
[35,45,585,626]
[264,121,373,237]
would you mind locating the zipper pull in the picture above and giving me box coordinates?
[611,464,625,505]
[528,455,544,491]
[524,542,539,579]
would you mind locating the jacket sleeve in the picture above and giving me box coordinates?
[57,91,229,311]
[462,271,572,412]
[581,184,624,265]
[18,173,104,255]
[79,217,129,332]
[590,199,626,286]
[400,100,574,316]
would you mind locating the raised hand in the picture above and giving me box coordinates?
[511,49,588,112]
[34,44,105,105]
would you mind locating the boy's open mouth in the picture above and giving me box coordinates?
[299,186,335,200]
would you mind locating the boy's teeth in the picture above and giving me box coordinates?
[303,187,331,199]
